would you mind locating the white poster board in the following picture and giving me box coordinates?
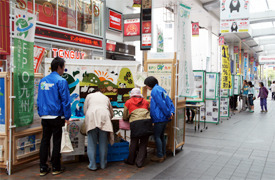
[186,71,205,102]
[206,73,218,100]
[220,97,230,117]
[205,99,220,123]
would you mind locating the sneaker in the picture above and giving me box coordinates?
[265,110,268,112]
[150,155,164,163]
[124,159,134,165]
[261,110,264,112]
[87,165,97,171]
[250,111,254,113]
[40,167,51,177]
[52,167,65,175]
[163,155,167,160]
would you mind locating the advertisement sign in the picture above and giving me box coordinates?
[220,0,250,20]
[124,19,140,36]
[133,0,141,7]
[33,45,45,73]
[177,3,196,98]
[0,0,10,55]
[244,53,248,80]
[192,22,199,37]
[259,56,275,64]
[239,51,242,75]
[106,40,116,52]
[220,19,249,33]
[141,34,152,48]
[221,45,232,89]
[14,9,36,127]
[52,48,86,59]
[157,26,164,52]
[234,46,238,54]
[140,0,152,50]
[0,77,5,132]
[108,9,122,32]
[220,0,250,34]
[219,36,225,46]
[250,56,254,65]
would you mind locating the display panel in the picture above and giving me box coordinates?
[205,99,220,123]
[206,72,218,100]
[186,70,205,102]
[220,97,229,117]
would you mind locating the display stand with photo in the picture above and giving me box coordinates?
[186,70,205,102]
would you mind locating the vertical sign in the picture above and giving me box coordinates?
[219,36,225,46]
[192,22,199,37]
[221,45,232,89]
[140,0,152,50]
[157,26,164,52]
[243,53,248,80]
[0,0,10,55]
[33,45,45,73]
[234,46,239,73]
[177,3,196,97]
[14,9,36,127]
[0,77,5,132]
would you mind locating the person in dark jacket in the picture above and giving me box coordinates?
[123,88,152,168]
[258,82,269,112]
[37,57,71,176]
[144,76,175,163]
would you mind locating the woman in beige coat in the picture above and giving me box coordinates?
[84,88,114,171]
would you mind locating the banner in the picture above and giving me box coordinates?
[33,45,45,73]
[14,9,36,127]
[219,36,225,46]
[140,0,152,50]
[177,3,196,98]
[192,22,199,37]
[243,53,248,80]
[221,45,232,89]
[220,0,250,33]
[157,26,164,52]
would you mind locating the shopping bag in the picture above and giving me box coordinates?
[60,123,74,153]
[80,119,87,136]
[119,119,130,130]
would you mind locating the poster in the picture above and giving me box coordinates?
[14,9,36,127]
[17,135,39,156]
[45,59,139,119]
[66,120,85,155]
[157,26,164,52]
[192,22,199,37]
[221,45,232,89]
[0,77,5,132]
[220,89,229,98]
[220,98,229,117]
[177,3,196,98]
[205,99,220,123]
[176,108,185,145]
[33,45,45,73]
[220,0,250,33]
[244,53,249,80]
[206,73,218,100]
[147,63,172,97]
[199,102,206,122]
[234,75,240,95]
[186,71,205,102]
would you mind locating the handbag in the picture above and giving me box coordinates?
[119,119,130,130]
[60,123,74,153]
[80,119,87,136]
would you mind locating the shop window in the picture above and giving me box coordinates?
[58,0,77,30]
[35,0,57,25]
[11,0,35,14]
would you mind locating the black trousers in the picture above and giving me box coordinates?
[186,108,195,121]
[127,136,149,167]
[272,92,275,100]
[40,117,65,170]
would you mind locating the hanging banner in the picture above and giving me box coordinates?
[243,53,248,80]
[177,3,196,98]
[133,0,141,7]
[14,9,36,127]
[33,45,45,73]
[220,0,250,33]
[219,36,225,46]
[192,22,199,37]
[221,45,232,89]
[0,77,5,132]
[157,26,164,52]
[140,0,152,50]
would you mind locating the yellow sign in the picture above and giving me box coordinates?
[221,45,232,89]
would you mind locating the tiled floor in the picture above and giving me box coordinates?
[131,98,275,180]
[1,98,274,179]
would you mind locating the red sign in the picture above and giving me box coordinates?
[219,36,225,46]
[35,26,103,48]
[34,45,45,73]
[142,21,151,34]
[192,22,199,37]
[234,46,238,54]
[250,57,254,64]
[124,19,140,36]
[0,0,10,55]
[52,48,86,59]
[109,9,122,32]
[106,40,116,52]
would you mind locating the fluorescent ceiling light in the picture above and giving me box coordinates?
[251,22,273,29]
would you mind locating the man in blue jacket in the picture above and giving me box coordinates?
[144,76,175,163]
[37,57,71,176]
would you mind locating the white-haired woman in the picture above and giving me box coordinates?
[123,88,153,168]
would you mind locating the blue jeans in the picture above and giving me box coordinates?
[87,128,108,170]
[260,98,267,111]
[154,121,168,158]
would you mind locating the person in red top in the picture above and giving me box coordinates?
[123,88,153,168]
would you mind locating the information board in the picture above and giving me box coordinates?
[234,75,241,95]
[186,70,205,102]
[205,99,220,123]
[220,97,230,117]
[206,72,219,100]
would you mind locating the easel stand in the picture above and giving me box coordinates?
[142,52,186,156]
